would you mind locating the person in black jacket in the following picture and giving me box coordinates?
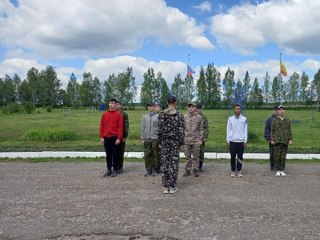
[264,106,278,171]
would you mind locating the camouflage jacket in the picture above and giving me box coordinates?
[120,110,129,138]
[158,108,185,146]
[271,117,292,145]
[199,112,209,141]
[184,112,204,145]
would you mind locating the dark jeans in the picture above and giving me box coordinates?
[104,136,120,171]
[229,141,244,172]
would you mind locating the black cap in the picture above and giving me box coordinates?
[167,95,177,103]
[147,102,154,107]
[154,101,161,107]
[273,105,278,110]
[196,102,202,109]
[109,97,118,103]
[277,105,285,110]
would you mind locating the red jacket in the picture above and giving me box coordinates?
[99,109,124,140]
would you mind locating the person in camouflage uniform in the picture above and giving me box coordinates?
[116,100,129,173]
[196,103,208,172]
[158,96,185,194]
[271,105,293,177]
[141,102,159,176]
[154,101,162,173]
[183,102,204,177]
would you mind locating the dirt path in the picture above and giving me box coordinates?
[0,162,319,240]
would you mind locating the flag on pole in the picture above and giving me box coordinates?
[280,60,287,76]
[187,65,195,77]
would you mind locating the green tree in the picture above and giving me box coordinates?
[39,65,61,107]
[116,67,137,108]
[79,72,95,107]
[300,72,309,104]
[66,73,80,107]
[313,68,320,110]
[171,73,184,109]
[0,75,15,106]
[222,68,235,104]
[196,66,206,105]
[205,63,221,108]
[272,74,282,104]
[249,77,263,107]
[155,71,169,108]
[242,71,251,103]
[286,72,300,104]
[262,72,271,103]
[140,68,156,107]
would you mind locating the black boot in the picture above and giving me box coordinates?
[199,161,203,172]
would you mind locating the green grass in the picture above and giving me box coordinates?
[0,108,320,153]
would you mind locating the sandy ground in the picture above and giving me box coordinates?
[0,162,320,240]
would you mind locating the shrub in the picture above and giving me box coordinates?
[8,103,22,113]
[248,130,261,143]
[24,103,35,114]
[23,128,77,142]
[46,105,52,112]
[2,106,8,114]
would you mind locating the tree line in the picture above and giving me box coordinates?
[1,63,320,110]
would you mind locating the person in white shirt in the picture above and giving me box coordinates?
[226,103,248,178]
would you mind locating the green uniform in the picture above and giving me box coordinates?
[199,112,209,170]
[271,117,292,171]
[118,110,129,170]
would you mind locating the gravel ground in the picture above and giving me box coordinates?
[0,162,320,240]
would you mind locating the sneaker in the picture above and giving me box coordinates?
[237,171,243,177]
[117,168,123,174]
[194,169,199,177]
[169,187,179,194]
[102,169,112,177]
[144,171,152,177]
[276,171,281,176]
[280,171,286,176]
[231,172,236,178]
[183,170,191,177]
[110,171,117,177]
[163,187,170,194]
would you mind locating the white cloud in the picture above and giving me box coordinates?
[0,0,214,60]
[193,1,212,12]
[210,0,320,55]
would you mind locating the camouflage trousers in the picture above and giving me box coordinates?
[184,144,200,171]
[144,140,159,172]
[161,140,180,188]
[274,143,288,171]
[118,141,126,169]
[199,143,205,163]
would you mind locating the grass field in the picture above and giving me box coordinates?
[1,108,320,153]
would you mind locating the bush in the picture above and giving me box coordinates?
[2,106,8,114]
[23,128,77,142]
[46,105,52,112]
[248,130,262,143]
[24,103,35,114]
[8,103,22,113]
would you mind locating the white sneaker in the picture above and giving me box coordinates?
[276,171,281,176]
[231,172,236,178]
[237,171,243,177]
[169,187,179,194]
[280,171,286,176]
[163,188,169,194]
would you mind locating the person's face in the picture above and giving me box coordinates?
[109,101,116,110]
[115,102,121,110]
[148,105,154,112]
[234,106,241,116]
[188,105,196,113]
[154,105,161,113]
[277,108,285,116]
[196,108,201,113]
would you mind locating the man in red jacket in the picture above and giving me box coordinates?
[100,98,124,177]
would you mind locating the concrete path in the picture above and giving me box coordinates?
[1,151,320,159]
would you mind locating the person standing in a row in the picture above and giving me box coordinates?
[141,102,159,176]
[158,96,185,194]
[100,98,123,177]
[264,106,278,171]
[271,105,293,177]
[226,103,248,178]
[196,103,208,172]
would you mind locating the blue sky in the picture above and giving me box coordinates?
[1,0,320,92]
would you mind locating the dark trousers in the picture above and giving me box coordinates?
[269,143,275,170]
[118,141,126,169]
[274,143,288,171]
[144,140,159,172]
[104,136,120,171]
[229,142,244,172]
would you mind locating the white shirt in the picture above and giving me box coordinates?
[226,114,248,143]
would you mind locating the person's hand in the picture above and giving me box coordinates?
[199,140,203,145]
[244,143,247,149]
[141,140,144,144]
[271,140,275,145]
[159,144,162,148]
[101,138,104,145]
[227,143,230,149]
[115,139,121,145]
[289,139,293,145]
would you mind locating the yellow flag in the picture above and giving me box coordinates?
[280,61,287,76]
